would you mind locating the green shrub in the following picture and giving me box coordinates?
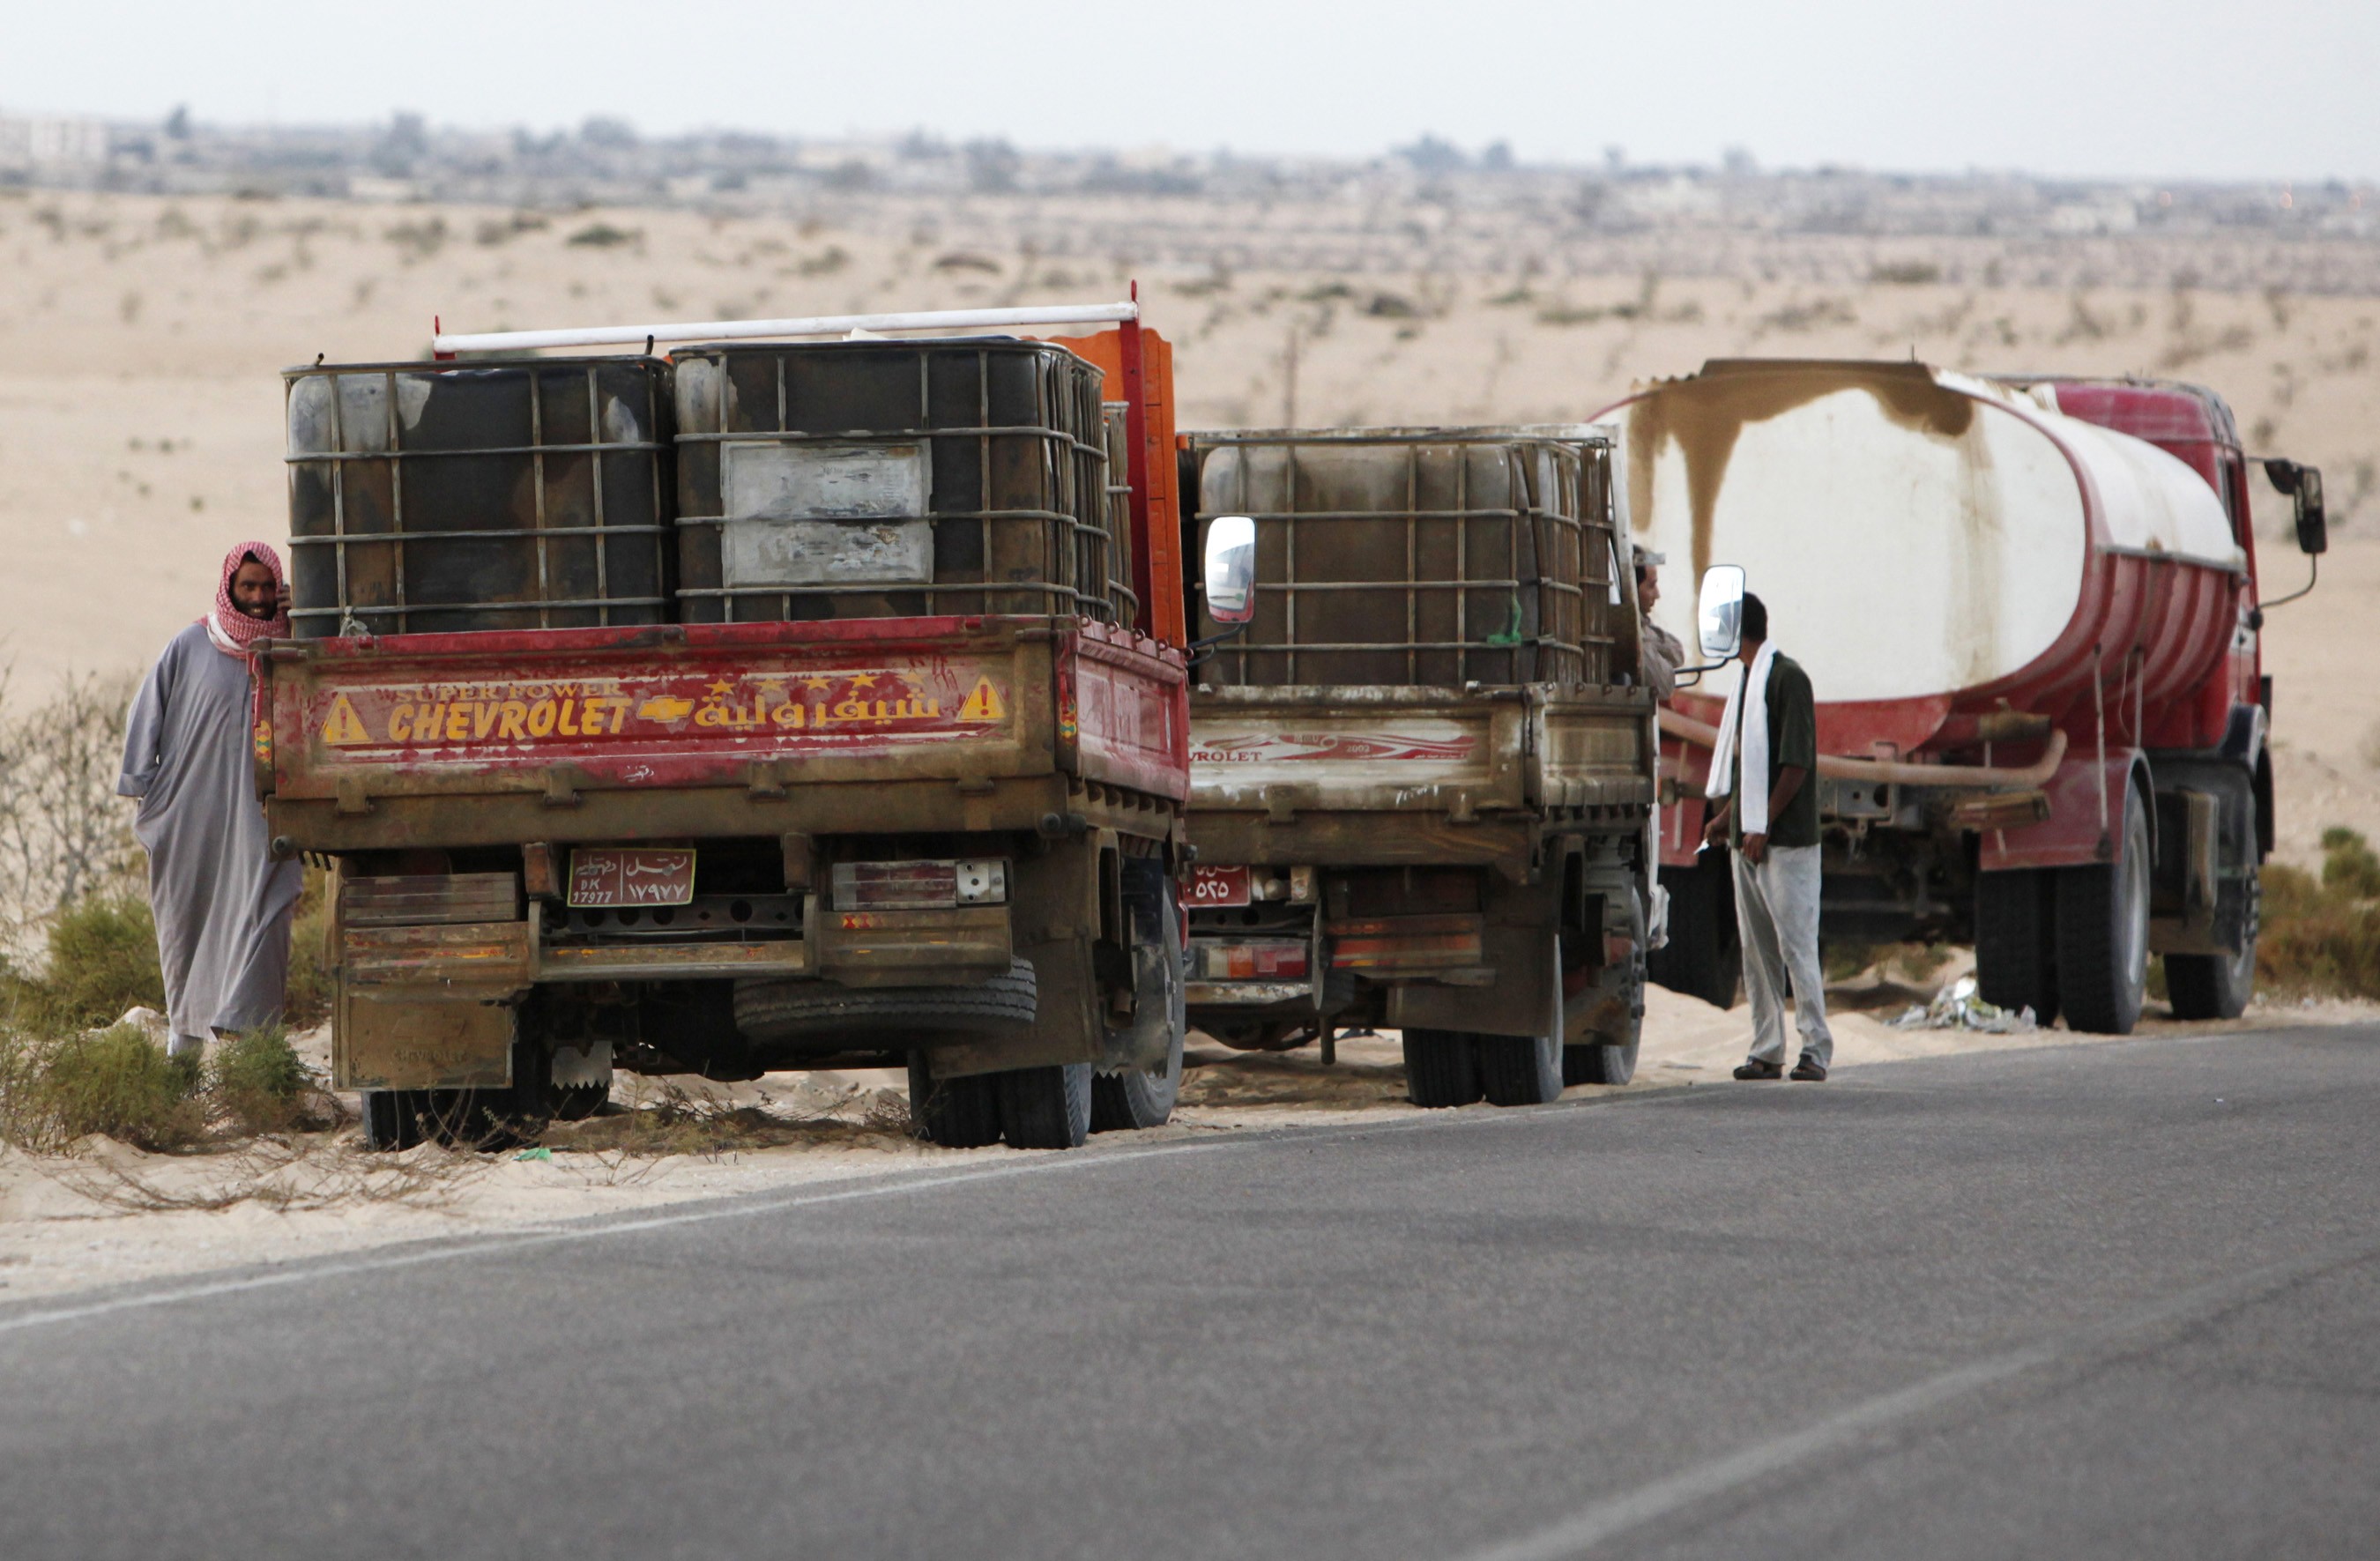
[208,1025,310,1135]
[284,867,334,1030]
[2318,827,2380,900]
[20,1023,203,1151]
[2257,842,2380,1000]
[4,895,164,1036]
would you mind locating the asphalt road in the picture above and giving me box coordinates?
[4,1027,2376,1560]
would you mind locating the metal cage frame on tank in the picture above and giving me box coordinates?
[1186,427,1615,689]
[282,355,674,637]
[668,338,1123,628]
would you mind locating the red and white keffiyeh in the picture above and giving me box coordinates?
[202,539,291,658]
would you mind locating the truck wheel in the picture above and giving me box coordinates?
[906,1055,1003,1148]
[1477,1032,1564,1106]
[1092,896,1186,1133]
[1648,859,1742,1009]
[734,958,1038,1042]
[996,1064,1093,1150]
[553,1084,610,1122]
[1402,1029,1482,1108]
[361,1089,428,1152]
[1975,867,2060,1025]
[1566,887,1647,1086]
[1483,927,1567,1105]
[2056,784,2153,1034]
[2166,868,2259,1021]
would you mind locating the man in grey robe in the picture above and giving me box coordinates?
[118,540,304,1060]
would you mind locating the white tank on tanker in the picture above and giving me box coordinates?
[1603,361,2239,707]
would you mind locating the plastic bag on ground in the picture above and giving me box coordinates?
[1890,975,2037,1034]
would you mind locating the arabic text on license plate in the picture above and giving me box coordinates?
[569,849,697,908]
[1186,865,1252,907]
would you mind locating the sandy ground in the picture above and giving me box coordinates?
[4,977,2372,1309]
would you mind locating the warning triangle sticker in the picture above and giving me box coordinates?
[956,678,1006,723]
[321,693,370,747]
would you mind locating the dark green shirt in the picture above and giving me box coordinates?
[1726,650,1819,850]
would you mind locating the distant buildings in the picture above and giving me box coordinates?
[3,108,2373,280]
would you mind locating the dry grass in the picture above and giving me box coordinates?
[33,1132,487,1215]
[2256,828,2380,999]
[1178,1050,1409,1111]
[0,1022,203,1153]
[547,1078,915,1170]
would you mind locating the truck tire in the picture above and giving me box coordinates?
[1092,896,1186,1133]
[2056,784,2153,1035]
[734,959,1038,1042]
[361,1089,428,1152]
[1648,858,1742,1010]
[1477,1032,1564,1106]
[906,1055,1004,1148]
[553,1084,610,1121]
[1403,1029,1482,1108]
[996,1064,1093,1150]
[1566,886,1647,1086]
[1975,868,2060,1026]
[1482,927,1567,1105]
[2166,868,2259,1021]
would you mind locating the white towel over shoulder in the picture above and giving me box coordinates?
[1706,642,1778,837]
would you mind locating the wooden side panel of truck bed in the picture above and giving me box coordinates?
[1186,684,1652,869]
[262,616,1187,851]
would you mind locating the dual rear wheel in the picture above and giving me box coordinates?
[1975,783,2256,1033]
[910,896,1186,1150]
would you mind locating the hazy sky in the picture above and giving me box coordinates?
[7,0,2377,182]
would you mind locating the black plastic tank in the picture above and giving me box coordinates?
[670,339,1113,624]
[283,357,673,636]
[1186,428,1613,688]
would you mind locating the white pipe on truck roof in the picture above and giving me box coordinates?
[430,301,1140,356]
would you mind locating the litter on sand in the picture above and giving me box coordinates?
[515,1147,554,1163]
[1890,976,2037,1034]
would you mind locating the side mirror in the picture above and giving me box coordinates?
[1203,516,1258,625]
[1697,564,1744,660]
[2265,458,2327,555]
[2295,466,2327,556]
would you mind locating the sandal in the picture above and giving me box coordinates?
[1732,1059,1784,1081]
[1790,1056,1828,1082]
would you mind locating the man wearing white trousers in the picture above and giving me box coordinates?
[1701,592,1833,1082]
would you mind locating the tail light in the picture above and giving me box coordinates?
[1329,915,1483,972]
[832,859,1008,910]
[1194,940,1310,980]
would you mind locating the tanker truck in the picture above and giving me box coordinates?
[1604,360,2325,1034]
[1178,427,1656,1104]
[261,300,1226,1151]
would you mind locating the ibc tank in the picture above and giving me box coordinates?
[670,339,1115,625]
[1603,361,2245,751]
[284,357,673,637]
[1189,428,1614,688]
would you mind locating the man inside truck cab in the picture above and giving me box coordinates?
[1635,549,1683,700]
[1700,592,1833,1082]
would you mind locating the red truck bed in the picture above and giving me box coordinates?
[261,614,1188,850]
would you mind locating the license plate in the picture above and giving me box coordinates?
[568,848,696,907]
[1186,864,1252,908]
